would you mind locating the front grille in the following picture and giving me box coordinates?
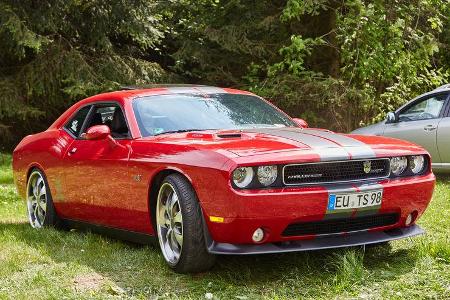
[283,158,390,185]
[282,213,399,236]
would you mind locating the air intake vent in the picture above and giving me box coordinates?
[282,213,399,236]
[217,133,242,138]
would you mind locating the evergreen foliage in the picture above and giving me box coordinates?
[0,0,166,149]
[1,0,449,149]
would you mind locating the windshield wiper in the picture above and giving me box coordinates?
[153,129,211,136]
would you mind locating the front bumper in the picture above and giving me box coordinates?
[207,225,424,254]
[199,173,435,244]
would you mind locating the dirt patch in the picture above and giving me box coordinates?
[73,272,104,292]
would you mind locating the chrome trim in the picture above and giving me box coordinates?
[282,158,391,186]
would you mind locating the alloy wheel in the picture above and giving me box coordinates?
[156,182,184,265]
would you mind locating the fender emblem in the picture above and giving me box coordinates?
[133,174,143,182]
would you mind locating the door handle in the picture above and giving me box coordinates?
[423,125,437,131]
[68,147,77,156]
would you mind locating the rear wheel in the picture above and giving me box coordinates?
[155,174,216,273]
[26,169,60,228]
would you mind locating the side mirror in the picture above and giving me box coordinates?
[386,112,398,124]
[83,125,111,140]
[292,118,309,128]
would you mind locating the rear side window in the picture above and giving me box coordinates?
[64,106,91,137]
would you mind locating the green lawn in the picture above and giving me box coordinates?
[0,154,449,299]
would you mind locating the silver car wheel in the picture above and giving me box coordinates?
[27,171,47,228]
[156,182,184,265]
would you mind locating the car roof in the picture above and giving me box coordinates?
[120,84,209,90]
[433,83,450,91]
[48,85,257,130]
[87,84,255,102]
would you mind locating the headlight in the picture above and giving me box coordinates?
[232,167,254,188]
[409,155,425,174]
[257,165,278,186]
[390,156,408,176]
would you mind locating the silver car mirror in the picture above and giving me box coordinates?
[386,112,398,124]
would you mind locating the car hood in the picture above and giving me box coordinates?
[351,121,385,135]
[224,128,377,160]
[145,127,425,161]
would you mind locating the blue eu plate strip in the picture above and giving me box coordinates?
[328,194,336,210]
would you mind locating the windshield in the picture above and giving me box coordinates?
[133,93,296,136]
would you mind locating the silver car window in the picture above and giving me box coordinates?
[398,94,447,122]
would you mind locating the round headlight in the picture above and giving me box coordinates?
[232,167,254,188]
[409,155,425,174]
[257,165,278,186]
[390,156,408,176]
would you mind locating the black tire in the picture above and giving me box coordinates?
[155,174,216,273]
[26,168,62,228]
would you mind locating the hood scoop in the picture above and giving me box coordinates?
[185,131,243,140]
[217,133,242,139]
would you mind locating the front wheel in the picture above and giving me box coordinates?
[155,174,216,273]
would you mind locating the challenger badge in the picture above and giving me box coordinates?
[363,160,372,174]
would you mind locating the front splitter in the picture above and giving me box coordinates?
[207,225,424,255]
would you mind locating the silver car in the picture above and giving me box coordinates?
[352,84,450,173]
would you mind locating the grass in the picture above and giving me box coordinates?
[0,154,449,299]
[0,153,13,184]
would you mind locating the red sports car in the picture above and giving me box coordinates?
[13,85,435,273]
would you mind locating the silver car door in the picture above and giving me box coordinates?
[383,93,448,164]
[436,98,450,169]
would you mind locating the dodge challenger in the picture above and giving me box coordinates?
[12,85,435,273]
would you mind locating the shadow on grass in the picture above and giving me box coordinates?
[0,221,420,297]
[436,174,450,183]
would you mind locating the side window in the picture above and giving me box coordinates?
[83,104,130,139]
[64,106,91,137]
[398,94,447,122]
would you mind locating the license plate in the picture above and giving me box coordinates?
[328,190,383,210]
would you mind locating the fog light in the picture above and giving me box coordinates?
[405,213,413,226]
[252,228,264,243]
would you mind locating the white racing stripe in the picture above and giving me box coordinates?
[303,129,376,159]
[247,128,376,161]
[315,147,350,161]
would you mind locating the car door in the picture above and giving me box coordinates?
[51,104,93,210]
[61,102,134,230]
[383,93,448,164]
[436,97,450,169]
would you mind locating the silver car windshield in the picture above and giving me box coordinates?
[133,93,296,136]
